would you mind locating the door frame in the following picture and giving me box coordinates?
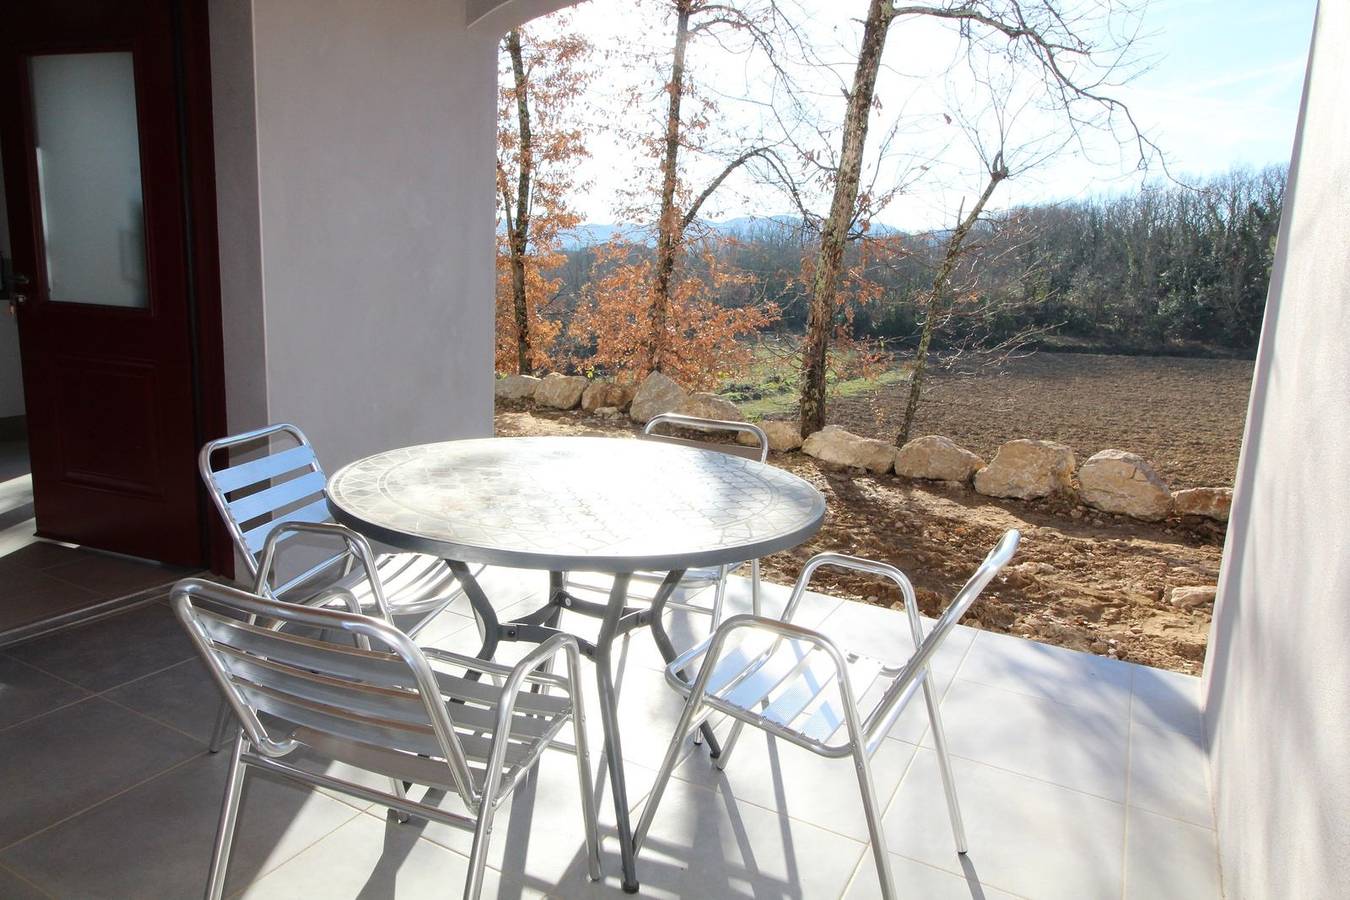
[170,0,231,575]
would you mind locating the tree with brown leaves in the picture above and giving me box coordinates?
[496,24,592,374]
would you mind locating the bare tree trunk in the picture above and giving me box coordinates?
[897,157,1008,445]
[798,0,892,436]
[506,29,534,375]
[645,0,693,375]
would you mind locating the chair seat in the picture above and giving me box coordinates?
[338,552,464,618]
[285,552,463,629]
[668,632,918,757]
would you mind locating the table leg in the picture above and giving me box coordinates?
[594,572,641,893]
[647,570,723,756]
[446,560,500,663]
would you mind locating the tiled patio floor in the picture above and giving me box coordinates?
[0,566,1221,899]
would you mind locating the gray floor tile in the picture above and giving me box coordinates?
[957,629,1134,717]
[0,697,200,848]
[1124,807,1222,900]
[43,552,186,599]
[1131,666,1205,744]
[882,749,1125,900]
[389,747,658,895]
[1128,720,1213,827]
[0,571,103,635]
[842,850,1022,900]
[926,678,1129,802]
[238,814,528,899]
[0,541,79,573]
[7,602,195,690]
[673,729,917,842]
[0,863,50,900]
[0,655,89,731]
[103,657,224,744]
[0,751,360,899]
[624,776,867,899]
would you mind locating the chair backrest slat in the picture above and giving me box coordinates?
[227,469,327,526]
[242,498,334,554]
[237,681,445,757]
[212,443,318,493]
[217,644,431,727]
[195,609,414,688]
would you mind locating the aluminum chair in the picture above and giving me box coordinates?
[568,413,770,626]
[173,578,601,900]
[635,530,1021,900]
[200,423,467,751]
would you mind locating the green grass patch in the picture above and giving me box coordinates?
[719,341,911,419]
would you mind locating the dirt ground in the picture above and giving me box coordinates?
[828,352,1254,489]
[496,406,1226,675]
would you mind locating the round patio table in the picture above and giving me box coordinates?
[327,435,826,892]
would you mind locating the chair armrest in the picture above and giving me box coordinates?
[421,645,570,693]
[255,521,393,621]
[665,614,853,706]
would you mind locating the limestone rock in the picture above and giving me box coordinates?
[737,420,803,453]
[1078,449,1172,521]
[1169,585,1217,610]
[629,371,689,424]
[581,381,636,413]
[1172,487,1233,522]
[534,373,588,410]
[895,435,985,483]
[494,374,540,401]
[675,392,745,422]
[974,439,1077,500]
[595,406,623,418]
[801,426,896,475]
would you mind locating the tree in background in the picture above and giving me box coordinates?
[795,0,1161,436]
[569,235,774,388]
[496,24,592,374]
[571,0,786,382]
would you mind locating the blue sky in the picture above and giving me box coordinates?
[543,0,1317,230]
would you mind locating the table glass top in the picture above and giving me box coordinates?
[327,436,825,571]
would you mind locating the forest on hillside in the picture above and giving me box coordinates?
[544,164,1284,363]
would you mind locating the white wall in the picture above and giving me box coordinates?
[210,0,567,471]
[1203,4,1350,898]
[0,140,24,421]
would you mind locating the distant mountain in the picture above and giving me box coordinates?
[557,215,901,248]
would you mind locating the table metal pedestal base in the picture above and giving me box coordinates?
[446,561,721,893]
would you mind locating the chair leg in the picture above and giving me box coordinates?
[633,692,706,855]
[921,669,968,853]
[694,565,731,749]
[852,742,899,900]
[569,658,603,881]
[750,559,762,617]
[205,733,248,900]
[463,802,497,900]
[388,778,411,824]
[710,564,731,630]
[207,701,233,753]
[712,720,745,772]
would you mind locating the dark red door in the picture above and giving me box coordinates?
[0,0,210,567]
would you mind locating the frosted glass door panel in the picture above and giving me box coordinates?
[30,52,148,308]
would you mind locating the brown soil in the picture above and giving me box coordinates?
[827,352,1254,488]
[496,406,1225,675]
